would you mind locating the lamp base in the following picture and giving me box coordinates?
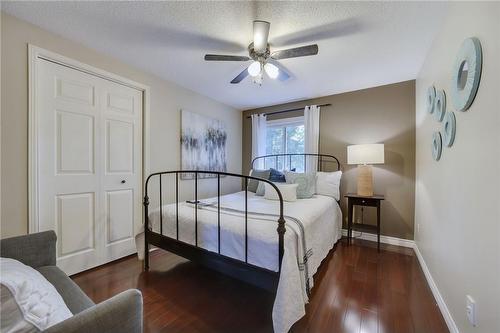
[357,165,374,197]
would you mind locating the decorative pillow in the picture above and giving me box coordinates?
[285,171,316,199]
[248,169,270,193]
[255,181,266,196]
[269,168,286,182]
[264,183,298,202]
[316,171,342,200]
[0,258,72,331]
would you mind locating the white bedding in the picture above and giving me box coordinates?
[0,258,73,331]
[135,191,342,333]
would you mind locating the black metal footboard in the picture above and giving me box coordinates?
[143,170,285,292]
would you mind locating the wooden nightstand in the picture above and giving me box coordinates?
[345,193,385,251]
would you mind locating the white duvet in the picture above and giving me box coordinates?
[135,191,342,333]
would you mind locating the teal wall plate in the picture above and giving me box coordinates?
[451,37,482,111]
[442,112,456,147]
[432,132,442,161]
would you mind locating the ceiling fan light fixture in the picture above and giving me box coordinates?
[248,61,262,77]
[252,72,263,86]
[204,20,318,85]
[264,63,279,79]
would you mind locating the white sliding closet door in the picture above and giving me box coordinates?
[100,79,142,265]
[36,59,142,275]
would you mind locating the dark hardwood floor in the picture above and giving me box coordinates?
[72,239,448,333]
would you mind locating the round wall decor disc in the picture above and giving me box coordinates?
[451,37,482,111]
[432,132,442,161]
[442,111,456,147]
[427,86,436,114]
[434,89,446,122]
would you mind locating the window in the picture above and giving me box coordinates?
[265,117,305,171]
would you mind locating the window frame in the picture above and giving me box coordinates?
[266,116,304,155]
[265,116,305,170]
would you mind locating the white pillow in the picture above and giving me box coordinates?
[264,182,298,202]
[284,171,316,199]
[316,171,342,200]
[0,258,73,331]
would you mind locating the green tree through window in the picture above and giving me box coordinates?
[265,119,305,171]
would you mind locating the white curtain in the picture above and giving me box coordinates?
[251,113,267,169]
[304,105,320,172]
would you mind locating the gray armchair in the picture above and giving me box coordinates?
[1,231,143,333]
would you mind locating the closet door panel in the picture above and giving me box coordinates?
[35,58,143,275]
[56,193,95,257]
[37,60,101,275]
[101,82,142,262]
[56,110,95,174]
[106,119,134,174]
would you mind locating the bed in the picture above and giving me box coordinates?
[137,153,342,333]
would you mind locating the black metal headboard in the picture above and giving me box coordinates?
[251,153,341,172]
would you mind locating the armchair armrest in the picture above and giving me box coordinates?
[44,289,143,333]
[0,231,57,268]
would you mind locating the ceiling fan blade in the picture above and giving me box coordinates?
[271,44,319,60]
[230,67,250,84]
[267,59,291,81]
[277,67,291,81]
[253,20,270,53]
[204,54,250,61]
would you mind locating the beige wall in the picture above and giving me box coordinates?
[415,3,500,332]
[0,11,3,234]
[243,80,415,239]
[0,13,242,238]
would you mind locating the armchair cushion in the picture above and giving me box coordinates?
[37,266,94,315]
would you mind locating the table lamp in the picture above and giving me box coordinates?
[347,144,385,196]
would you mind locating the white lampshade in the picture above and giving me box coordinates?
[264,63,279,79]
[347,144,385,165]
[248,61,262,77]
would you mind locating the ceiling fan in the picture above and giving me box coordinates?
[204,20,319,85]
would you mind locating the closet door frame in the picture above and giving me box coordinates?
[28,45,151,234]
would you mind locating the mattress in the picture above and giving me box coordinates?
[135,191,342,333]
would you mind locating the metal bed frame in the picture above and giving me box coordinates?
[251,153,340,172]
[143,153,341,292]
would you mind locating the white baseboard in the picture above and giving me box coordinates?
[341,229,415,248]
[413,245,459,333]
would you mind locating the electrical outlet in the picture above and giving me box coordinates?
[466,295,477,326]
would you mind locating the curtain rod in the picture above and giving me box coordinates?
[245,103,331,119]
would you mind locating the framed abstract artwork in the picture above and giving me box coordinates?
[181,110,227,179]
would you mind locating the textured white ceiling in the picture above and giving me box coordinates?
[2,1,448,109]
